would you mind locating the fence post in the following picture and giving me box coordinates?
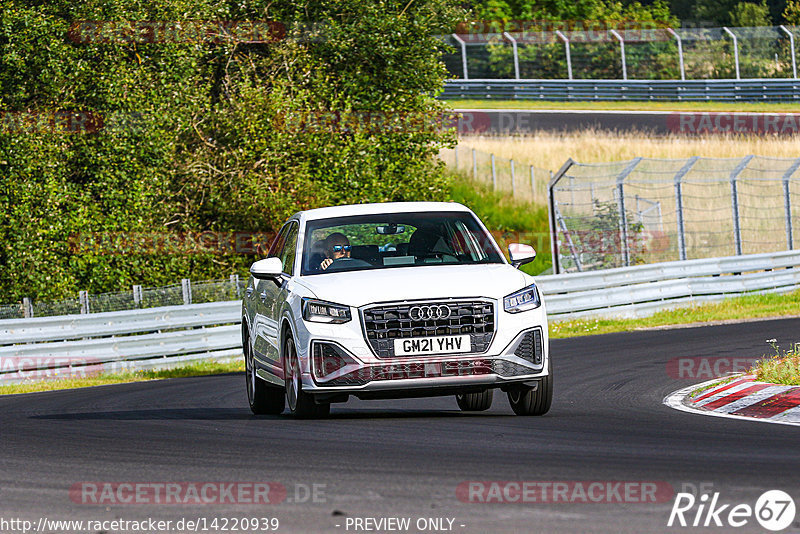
[673,156,698,261]
[23,297,33,318]
[491,154,496,190]
[555,30,572,80]
[230,273,241,298]
[666,28,685,81]
[609,30,627,81]
[181,278,192,305]
[472,148,477,178]
[530,165,535,199]
[616,158,642,267]
[503,32,520,80]
[133,285,143,307]
[454,146,458,169]
[723,27,740,80]
[783,158,800,250]
[548,160,575,274]
[730,155,753,255]
[510,159,516,195]
[79,290,90,314]
[452,34,469,80]
[780,25,797,79]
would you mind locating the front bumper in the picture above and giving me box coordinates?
[293,301,549,396]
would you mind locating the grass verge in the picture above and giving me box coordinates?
[751,343,800,385]
[549,289,800,339]
[0,359,244,395]
[445,99,800,113]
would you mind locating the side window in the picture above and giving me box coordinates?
[268,224,290,258]
[279,222,299,275]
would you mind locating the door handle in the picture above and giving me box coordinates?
[246,287,254,298]
[260,291,267,302]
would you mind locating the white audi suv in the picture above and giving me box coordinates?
[241,202,551,418]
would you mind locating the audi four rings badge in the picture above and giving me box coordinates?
[409,305,451,321]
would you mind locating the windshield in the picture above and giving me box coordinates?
[301,211,504,276]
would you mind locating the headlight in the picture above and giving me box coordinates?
[503,284,541,313]
[302,298,352,323]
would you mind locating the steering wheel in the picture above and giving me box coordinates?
[326,257,371,271]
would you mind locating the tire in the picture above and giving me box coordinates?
[245,335,285,415]
[456,390,493,411]
[284,336,330,419]
[507,359,552,416]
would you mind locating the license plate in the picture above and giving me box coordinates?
[393,335,471,356]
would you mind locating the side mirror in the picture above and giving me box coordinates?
[508,243,536,269]
[250,257,283,280]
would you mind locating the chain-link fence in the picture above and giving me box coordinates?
[442,25,800,80]
[440,146,552,205]
[4,275,247,319]
[550,156,800,273]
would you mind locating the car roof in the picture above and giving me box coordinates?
[293,202,473,222]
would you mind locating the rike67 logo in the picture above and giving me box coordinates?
[668,490,796,531]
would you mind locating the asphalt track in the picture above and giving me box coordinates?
[454,109,800,135]
[2,317,800,533]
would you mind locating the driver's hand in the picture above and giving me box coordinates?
[321,258,333,270]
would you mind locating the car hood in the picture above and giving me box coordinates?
[296,264,531,307]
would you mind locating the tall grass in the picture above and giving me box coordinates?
[458,130,800,175]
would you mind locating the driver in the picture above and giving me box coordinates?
[320,232,351,270]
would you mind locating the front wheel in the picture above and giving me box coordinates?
[245,336,284,415]
[456,390,493,411]
[284,336,330,419]
[507,360,552,416]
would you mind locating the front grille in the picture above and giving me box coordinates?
[514,329,543,367]
[362,300,495,358]
[491,360,539,377]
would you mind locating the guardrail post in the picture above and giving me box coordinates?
[230,274,240,298]
[609,30,627,81]
[555,30,572,80]
[491,154,496,190]
[23,297,33,318]
[730,155,753,255]
[451,34,469,80]
[133,285,143,307]
[666,28,685,81]
[181,279,192,305]
[503,32,520,80]
[673,156,698,261]
[510,159,516,195]
[616,158,642,267]
[780,25,797,79]
[79,291,90,314]
[783,158,800,250]
[548,160,576,274]
[472,149,477,178]
[723,27,740,80]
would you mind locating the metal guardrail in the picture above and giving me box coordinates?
[0,301,242,384]
[442,79,800,102]
[537,249,800,319]
[2,250,798,383]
